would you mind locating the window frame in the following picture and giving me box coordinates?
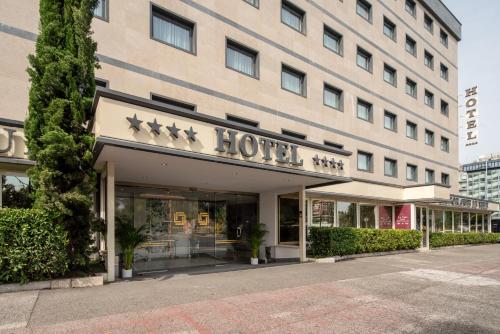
[424,89,434,108]
[281,64,307,97]
[441,173,450,185]
[441,136,450,152]
[356,98,373,123]
[150,4,196,55]
[281,0,306,34]
[225,38,259,79]
[324,140,344,150]
[406,121,417,140]
[243,0,259,9]
[405,77,417,99]
[93,0,109,21]
[323,83,343,111]
[405,35,417,57]
[425,168,435,184]
[226,114,259,128]
[440,29,449,47]
[356,0,373,23]
[440,63,449,81]
[424,50,434,70]
[406,164,418,182]
[383,16,397,41]
[384,157,398,178]
[405,0,416,17]
[425,129,435,147]
[383,63,397,87]
[357,151,373,172]
[440,100,449,117]
[384,110,397,132]
[151,93,197,111]
[282,129,307,140]
[323,25,343,56]
[356,46,373,73]
[424,13,434,33]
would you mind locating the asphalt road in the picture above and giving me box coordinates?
[1,244,500,333]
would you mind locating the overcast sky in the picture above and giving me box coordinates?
[442,0,500,164]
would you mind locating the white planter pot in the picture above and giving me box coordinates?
[122,268,133,278]
[250,257,259,265]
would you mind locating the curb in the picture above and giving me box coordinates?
[312,249,419,263]
[0,274,105,294]
[430,243,499,250]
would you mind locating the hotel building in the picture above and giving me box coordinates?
[1,0,497,280]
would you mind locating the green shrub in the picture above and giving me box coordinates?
[430,232,500,248]
[0,208,69,284]
[309,227,422,258]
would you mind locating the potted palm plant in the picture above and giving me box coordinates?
[247,223,268,265]
[116,221,146,278]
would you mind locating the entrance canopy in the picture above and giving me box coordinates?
[91,88,352,193]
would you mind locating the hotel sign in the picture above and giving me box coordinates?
[464,86,478,147]
[0,127,16,154]
[450,195,488,210]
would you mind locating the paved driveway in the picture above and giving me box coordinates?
[1,244,500,333]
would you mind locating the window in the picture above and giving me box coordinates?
[281,65,306,96]
[440,63,449,80]
[357,99,372,122]
[356,0,372,22]
[425,169,435,184]
[93,0,107,20]
[405,35,416,56]
[357,151,373,172]
[360,205,376,228]
[95,78,108,88]
[338,202,357,227]
[424,14,433,33]
[152,6,195,53]
[425,129,434,146]
[324,25,342,55]
[324,84,343,110]
[406,121,417,140]
[383,64,397,86]
[383,17,396,41]
[281,0,305,33]
[357,47,372,72]
[406,164,418,181]
[441,173,450,185]
[424,90,434,108]
[441,100,449,116]
[151,93,196,111]
[279,195,299,244]
[440,29,448,47]
[324,141,344,150]
[405,0,416,17]
[282,129,306,140]
[424,50,434,69]
[384,158,397,177]
[1,174,31,208]
[384,111,397,131]
[226,39,258,78]
[243,0,259,8]
[406,78,417,98]
[441,136,449,152]
[226,114,259,127]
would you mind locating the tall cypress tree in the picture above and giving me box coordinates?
[26,0,99,269]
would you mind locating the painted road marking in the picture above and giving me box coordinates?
[400,269,500,286]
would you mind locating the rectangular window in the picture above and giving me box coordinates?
[357,99,372,122]
[324,25,342,55]
[406,164,417,181]
[405,35,416,56]
[95,78,108,88]
[243,0,259,8]
[282,129,306,140]
[324,84,342,110]
[406,78,417,98]
[441,136,449,152]
[441,100,449,116]
[440,63,449,80]
[357,47,372,72]
[226,114,259,127]
[440,29,448,47]
[360,205,376,228]
[424,14,433,33]
[425,169,435,184]
[424,90,434,108]
[384,158,397,177]
[226,40,258,78]
[151,93,196,111]
[406,121,417,140]
[281,65,306,96]
[324,141,344,150]
[356,0,372,22]
[383,64,397,86]
[425,129,434,146]
[338,202,357,228]
[384,111,397,131]
[357,151,373,172]
[441,173,450,185]
[424,50,434,69]
[405,0,416,17]
[93,0,107,20]
[281,0,305,33]
[1,174,30,208]
[383,17,396,41]
[152,6,195,53]
[279,195,299,244]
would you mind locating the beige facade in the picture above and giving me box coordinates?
[1,0,498,280]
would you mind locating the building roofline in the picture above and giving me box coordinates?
[419,0,462,41]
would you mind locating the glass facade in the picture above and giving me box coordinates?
[338,202,357,227]
[360,205,376,228]
[1,173,31,208]
[278,195,299,244]
[115,185,258,272]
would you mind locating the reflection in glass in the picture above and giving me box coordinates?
[279,195,299,244]
[444,211,453,232]
[360,205,375,228]
[434,210,443,232]
[338,202,356,227]
[454,212,461,232]
[311,200,335,228]
[462,212,469,232]
[1,175,31,208]
[470,213,477,233]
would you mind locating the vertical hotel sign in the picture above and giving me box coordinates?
[464,86,478,147]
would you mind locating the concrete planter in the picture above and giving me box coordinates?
[250,258,259,265]
[122,269,132,278]
[0,275,104,294]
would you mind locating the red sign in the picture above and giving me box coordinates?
[379,206,392,229]
[395,205,411,230]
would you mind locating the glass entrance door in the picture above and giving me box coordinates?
[416,207,428,247]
